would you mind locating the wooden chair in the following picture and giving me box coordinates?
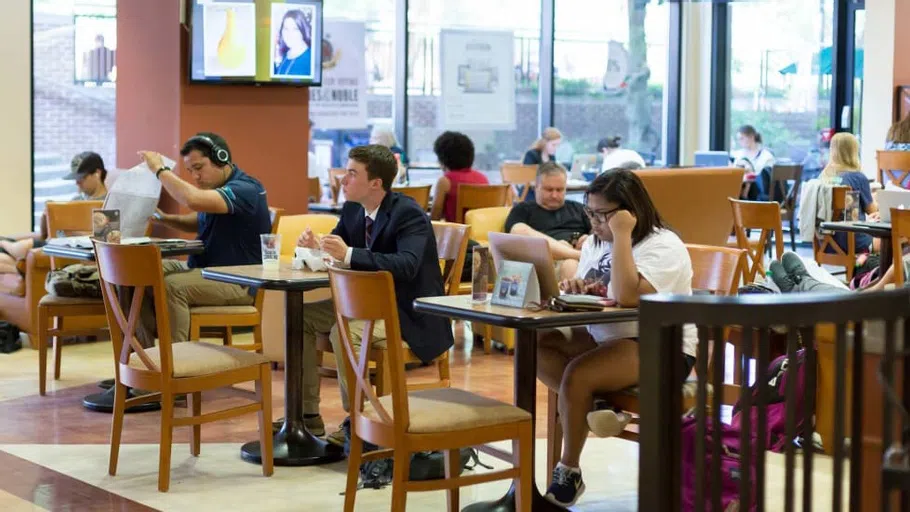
[188,208,283,353]
[500,163,538,203]
[877,150,910,188]
[307,177,321,202]
[396,185,432,211]
[315,221,467,392]
[813,186,856,281]
[328,268,533,512]
[545,244,745,482]
[37,200,106,396]
[329,168,347,204]
[768,164,803,251]
[454,184,511,224]
[94,241,273,492]
[729,198,785,283]
[891,207,910,287]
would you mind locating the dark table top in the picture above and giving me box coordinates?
[414,295,638,330]
[42,240,204,261]
[307,202,344,214]
[819,220,892,238]
[201,263,330,291]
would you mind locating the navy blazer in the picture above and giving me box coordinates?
[332,192,454,363]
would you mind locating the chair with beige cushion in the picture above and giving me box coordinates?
[328,267,533,511]
[454,184,511,224]
[37,200,106,396]
[94,241,273,492]
[188,208,283,353]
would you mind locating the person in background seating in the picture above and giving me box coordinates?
[821,132,879,256]
[733,125,776,200]
[524,127,563,166]
[597,136,646,172]
[506,162,591,280]
[137,132,271,345]
[296,144,453,441]
[370,126,408,166]
[429,131,489,222]
[0,152,109,272]
[537,169,696,507]
[886,114,910,151]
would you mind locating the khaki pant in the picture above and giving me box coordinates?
[138,260,254,347]
[302,300,387,415]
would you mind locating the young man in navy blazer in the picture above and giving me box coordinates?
[296,144,454,440]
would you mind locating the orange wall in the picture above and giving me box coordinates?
[895,0,910,88]
[116,0,309,224]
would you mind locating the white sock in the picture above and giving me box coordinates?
[556,462,580,473]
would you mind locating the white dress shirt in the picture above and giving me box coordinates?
[342,203,381,267]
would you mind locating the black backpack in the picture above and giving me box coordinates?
[341,417,492,491]
[0,322,21,354]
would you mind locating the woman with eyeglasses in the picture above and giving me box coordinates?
[538,168,697,507]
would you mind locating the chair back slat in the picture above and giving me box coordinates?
[308,177,321,202]
[397,185,432,210]
[877,150,910,188]
[94,241,175,377]
[328,268,410,432]
[432,221,470,296]
[729,198,784,282]
[45,200,105,269]
[813,186,857,280]
[891,208,910,287]
[769,164,803,208]
[500,163,538,202]
[686,244,744,296]
[637,289,910,512]
[454,184,511,224]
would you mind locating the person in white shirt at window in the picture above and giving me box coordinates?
[598,136,646,172]
[732,125,776,200]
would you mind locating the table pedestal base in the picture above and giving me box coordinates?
[462,483,567,512]
[241,422,344,467]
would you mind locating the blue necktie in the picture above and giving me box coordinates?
[365,216,374,247]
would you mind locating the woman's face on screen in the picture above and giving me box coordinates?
[281,18,306,52]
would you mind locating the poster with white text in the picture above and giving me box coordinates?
[309,20,367,130]
[439,30,516,130]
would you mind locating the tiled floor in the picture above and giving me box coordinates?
[0,268,849,511]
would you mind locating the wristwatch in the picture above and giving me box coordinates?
[155,166,171,179]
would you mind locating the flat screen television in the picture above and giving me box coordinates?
[188,0,323,86]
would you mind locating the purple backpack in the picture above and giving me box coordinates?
[680,416,755,511]
[681,349,807,510]
[731,348,808,452]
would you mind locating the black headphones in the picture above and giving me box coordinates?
[187,134,231,166]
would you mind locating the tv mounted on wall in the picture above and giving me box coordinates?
[188,0,323,86]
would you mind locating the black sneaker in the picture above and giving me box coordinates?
[545,465,585,507]
[782,252,810,283]
[768,260,796,293]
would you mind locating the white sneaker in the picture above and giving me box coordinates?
[586,409,631,437]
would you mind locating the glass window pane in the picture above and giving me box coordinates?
[406,0,540,170]
[318,0,395,170]
[553,0,668,168]
[728,0,833,174]
[33,0,117,229]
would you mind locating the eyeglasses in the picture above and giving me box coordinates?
[583,206,622,224]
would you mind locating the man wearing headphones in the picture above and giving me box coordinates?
[137,132,272,344]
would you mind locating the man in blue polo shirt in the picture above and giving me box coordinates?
[137,132,271,344]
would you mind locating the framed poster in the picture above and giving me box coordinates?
[439,30,516,131]
[309,19,368,130]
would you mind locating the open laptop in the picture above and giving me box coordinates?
[569,153,598,179]
[874,189,910,223]
[487,232,561,302]
[694,151,731,168]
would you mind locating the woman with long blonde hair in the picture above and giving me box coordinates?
[821,132,879,255]
[886,115,910,150]
[523,127,563,166]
